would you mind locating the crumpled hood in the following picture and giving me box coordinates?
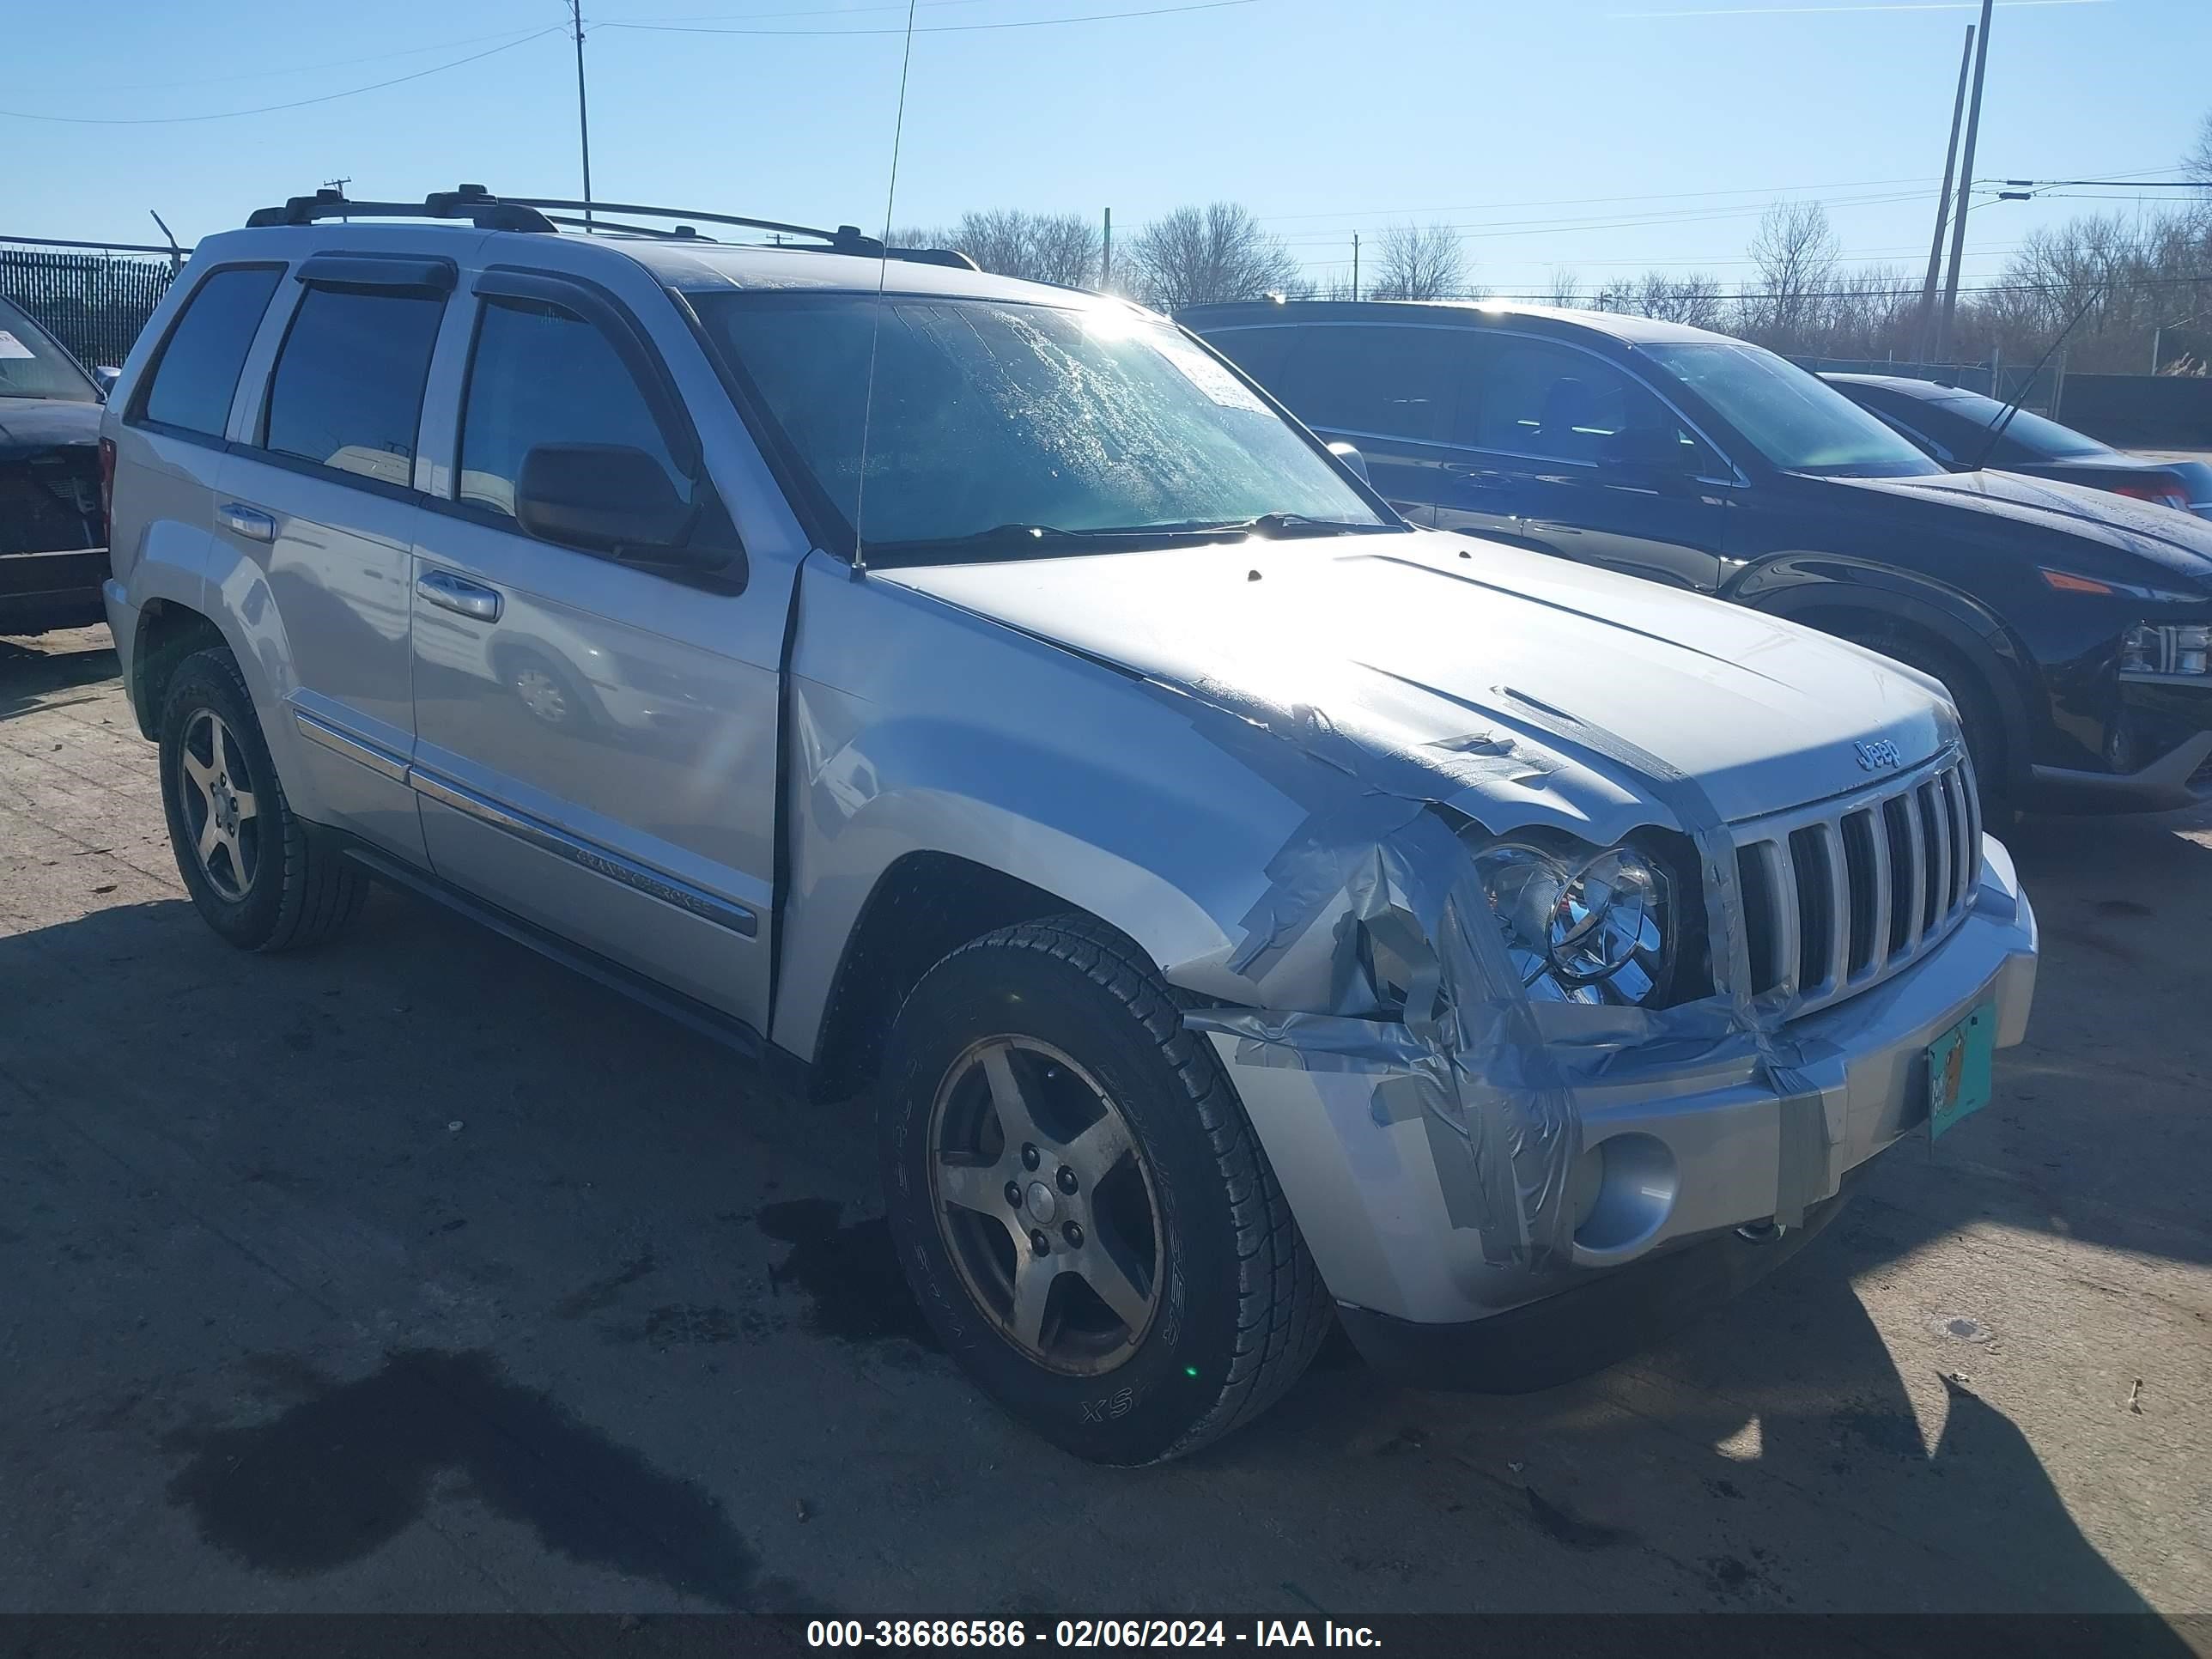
[1828,468,2212,590]
[0,397,101,458]
[879,530,1955,828]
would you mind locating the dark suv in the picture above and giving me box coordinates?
[1185,300,2212,815]
[0,294,109,635]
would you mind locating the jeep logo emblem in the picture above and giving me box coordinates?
[1855,739,1904,772]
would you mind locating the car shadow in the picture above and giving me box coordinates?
[0,633,119,722]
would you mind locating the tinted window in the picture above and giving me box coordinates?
[1277,325,1468,443]
[0,297,97,402]
[700,292,1383,557]
[1465,337,1705,467]
[260,286,443,487]
[459,298,680,519]
[1204,326,1296,390]
[139,265,282,437]
[1916,387,2111,463]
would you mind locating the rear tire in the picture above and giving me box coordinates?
[1850,626,2013,821]
[158,647,368,951]
[879,915,1330,1465]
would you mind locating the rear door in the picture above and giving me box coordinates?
[217,254,452,860]
[405,270,777,1028]
[1434,332,1736,592]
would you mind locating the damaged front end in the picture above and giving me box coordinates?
[1164,672,2037,1376]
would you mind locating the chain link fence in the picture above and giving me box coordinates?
[2,241,179,372]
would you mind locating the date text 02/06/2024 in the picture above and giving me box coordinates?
[805,1620,1382,1649]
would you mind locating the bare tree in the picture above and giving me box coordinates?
[1621,271,1728,331]
[1741,199,1841,349]
[2189,108,2212,185]
[1368,222,1473,300]
[1121,203,1304,312]
[1543,268,1584,309]
[933,209,1102,287]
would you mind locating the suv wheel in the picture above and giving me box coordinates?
[880,915,1330,1465]
[158,647,368,951]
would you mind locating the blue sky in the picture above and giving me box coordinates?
[7,0,2206,295]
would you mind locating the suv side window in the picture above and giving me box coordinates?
[457,297,683,520]
[1205,326,1296,392]
[260,285,446,488]
[1278,325,1470,444]
[1465,337,1711,471]
[137,265,283,439]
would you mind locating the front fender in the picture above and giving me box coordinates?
[1730,553,2043,782]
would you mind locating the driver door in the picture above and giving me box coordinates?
[1433,334,1735,592]
[407,275,779,1027]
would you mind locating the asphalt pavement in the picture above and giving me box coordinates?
[3,624,2207,1622]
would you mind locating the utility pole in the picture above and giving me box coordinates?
[1102,208,1111,289]
[1914,25,1975,362]
[1352,232,1360,301]
[1934,0,1994,365]
[571,0,594,225]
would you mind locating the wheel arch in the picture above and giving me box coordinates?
[128,599,230,740]
[800,850,1122,1104]
[1731,557,2042,793]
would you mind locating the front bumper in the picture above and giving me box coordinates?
[2031,680,2212,812]
[1211,836,2037,1377]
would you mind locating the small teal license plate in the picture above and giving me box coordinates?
[1927,1002,1996,1139]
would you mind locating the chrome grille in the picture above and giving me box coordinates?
[1731,752,1980,1018]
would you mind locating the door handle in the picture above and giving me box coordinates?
[217,501,276,543]
[416,568,503,623]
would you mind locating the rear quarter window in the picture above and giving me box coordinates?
[137,265,284,438]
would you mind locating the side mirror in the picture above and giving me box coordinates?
[92,366,121,400]
[1328,441,1370,484]
[515,443,700,558]
[1598,428,1701,487]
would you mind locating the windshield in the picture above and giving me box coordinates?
[1642,341,1940,478]
[0,297,98,402]
[1917,388,2112,463]
[696,291,1389,561]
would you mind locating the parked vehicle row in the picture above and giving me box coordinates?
[1186,300,2212,817]
[1824,372,2212,520]
[100,187,2036,1463]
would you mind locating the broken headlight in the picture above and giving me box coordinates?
[1474,840,1675,1006]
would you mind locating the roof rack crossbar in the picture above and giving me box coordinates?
[244,185,555,234]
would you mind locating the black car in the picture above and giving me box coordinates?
[1183,299,2212,815]
[1,294,110,635]
[1825,372,2212,520]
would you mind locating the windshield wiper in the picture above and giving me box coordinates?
[867,515,1388,560]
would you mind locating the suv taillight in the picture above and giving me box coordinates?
[98,436,115,538]
[2112,477,2191,513]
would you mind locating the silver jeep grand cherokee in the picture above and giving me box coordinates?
[100,187,2038,1465]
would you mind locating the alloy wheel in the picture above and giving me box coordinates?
[178,708,260,902]
[927,1036,1164,1376]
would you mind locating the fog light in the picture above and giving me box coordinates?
[1571,1133,1678,1258]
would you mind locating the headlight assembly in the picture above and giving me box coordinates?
[1473,840,1676,1006]
[2122,623,2210,679]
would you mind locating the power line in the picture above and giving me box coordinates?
[97,23,557,91]
[0,28,564,125]
[596,0,1256,35]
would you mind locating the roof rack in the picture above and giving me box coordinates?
[242,185,980,270]
[245,185,556,233]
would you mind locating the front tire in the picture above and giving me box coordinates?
[158,647,368,951]
[880,915,1330,1465]
[1850,625,2014,820]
